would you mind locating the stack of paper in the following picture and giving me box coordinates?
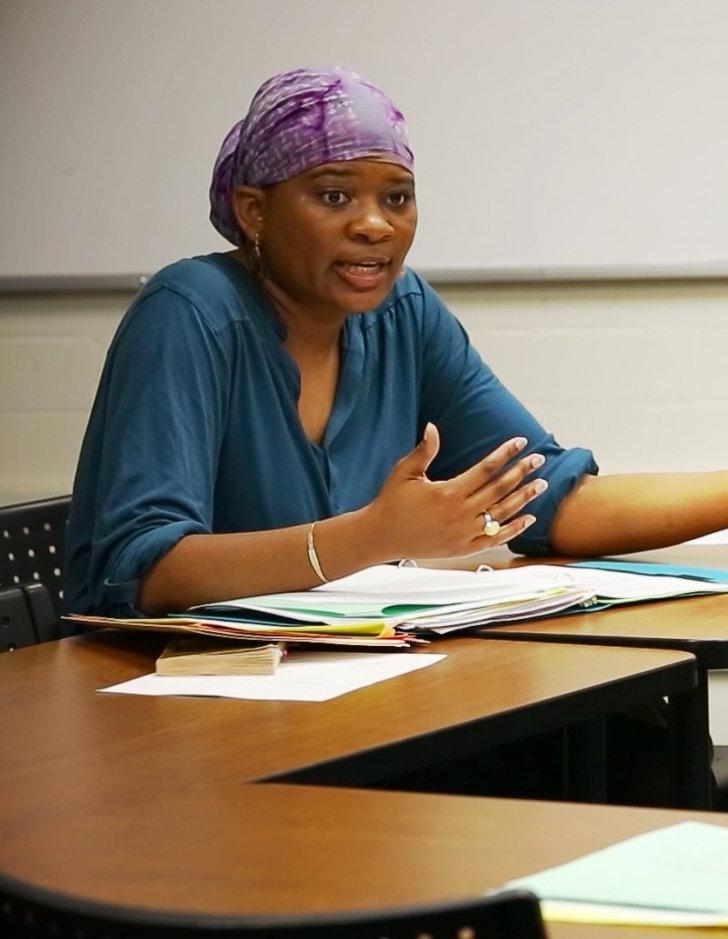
[155,638,284,676]
[67,559,728,646]
[65,611,414,648]
[67,565,595,644]
[567,559,728,609]
[187,564,596,636]
[506,821,728,927]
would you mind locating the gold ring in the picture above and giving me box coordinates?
[482,512,501,537]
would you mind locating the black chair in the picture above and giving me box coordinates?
[714,744,728,811]
[0,495,70,651]
[0,873,546,939]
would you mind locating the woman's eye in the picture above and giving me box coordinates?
[387,191,411,207]
[321,190,349,206]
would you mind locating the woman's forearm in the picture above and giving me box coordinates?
[549,471,728,557]
[138,506,390,614]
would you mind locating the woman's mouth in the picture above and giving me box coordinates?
[334,259,391,290]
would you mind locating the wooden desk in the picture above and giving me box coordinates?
[2,781,727,939]
[476,546,728,808]
[0,630,696,806]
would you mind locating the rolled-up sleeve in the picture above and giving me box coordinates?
[66,284,233,617]
[416,278,598,556]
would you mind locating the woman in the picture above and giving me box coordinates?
[64,67,728,620]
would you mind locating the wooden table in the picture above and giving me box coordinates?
[0,629,698,804]
[2,780,727,939]
[0,630,717,937]
[475,546,728,808]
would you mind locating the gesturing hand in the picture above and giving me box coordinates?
[369,423,547,559]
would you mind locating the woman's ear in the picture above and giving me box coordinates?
[231,186,265,242]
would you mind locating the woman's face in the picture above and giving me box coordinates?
[244,159,416,319]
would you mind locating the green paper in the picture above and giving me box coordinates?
[508,822,728,914]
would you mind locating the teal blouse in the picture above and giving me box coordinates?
[64,255,597,619]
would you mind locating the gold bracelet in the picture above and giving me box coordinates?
[306,521,329,584]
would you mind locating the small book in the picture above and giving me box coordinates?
[155,637,284,676]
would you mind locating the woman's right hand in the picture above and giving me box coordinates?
[366,423,548,559]
[139,422,547,613]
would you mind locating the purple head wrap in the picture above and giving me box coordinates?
[209,67,414,246]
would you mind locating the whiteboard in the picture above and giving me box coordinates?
[2,0,727,282]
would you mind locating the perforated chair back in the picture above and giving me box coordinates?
[0,584,58,651]
[0,876,546,938]
[0,496,70,650]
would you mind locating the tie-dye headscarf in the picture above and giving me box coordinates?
[209,67,414,246]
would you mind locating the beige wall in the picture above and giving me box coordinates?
[0,290,126,504]
[2,277,727,503]
[446,278,728,476]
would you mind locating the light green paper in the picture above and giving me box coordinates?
[236,597,435,618]
[508,822,728,914]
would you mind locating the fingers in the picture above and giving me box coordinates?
[485,475,548,527]
[467,451,547,512]
[464,445,549,550]
[472,512,538,551]
[394,422,441,480]
[454,436,528,495]
[470,476,547,546]
[453,507,539,557]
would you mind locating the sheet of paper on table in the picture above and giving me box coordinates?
[98,651,446,702]
[506,821,728,927]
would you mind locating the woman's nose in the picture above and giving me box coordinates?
[346,202,393,241]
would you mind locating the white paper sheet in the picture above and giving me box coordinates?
[98,651,445,702]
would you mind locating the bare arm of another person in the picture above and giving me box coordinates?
[549,470,728,557]
[139,426,547,613]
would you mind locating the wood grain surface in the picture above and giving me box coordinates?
[0,591,712,939]
[0,630,695,802]
[2,781,727,938]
